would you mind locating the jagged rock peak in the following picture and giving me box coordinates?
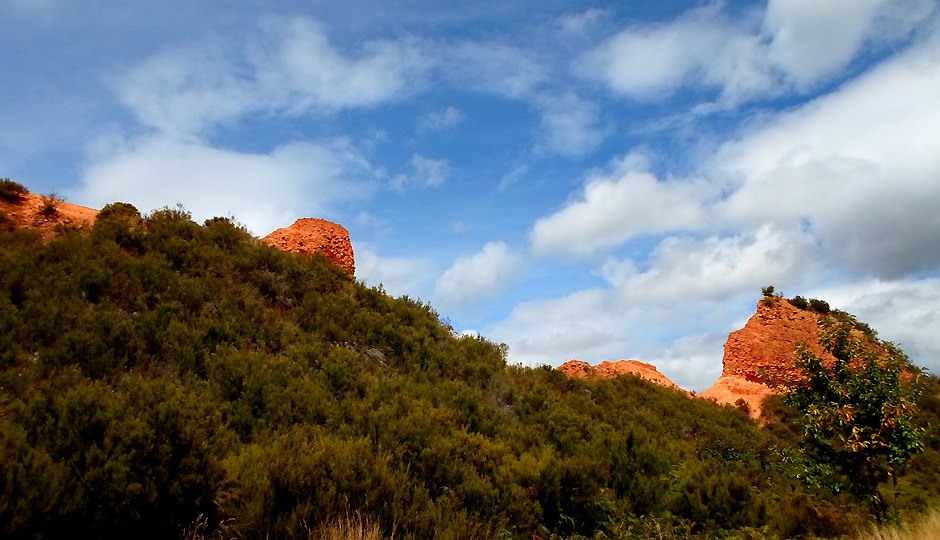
[699,296,835,417]
[558,359,687,393]
[262,218,355,276]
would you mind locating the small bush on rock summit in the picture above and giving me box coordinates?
[0,178,28,202]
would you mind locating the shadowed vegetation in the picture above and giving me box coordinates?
[1,205,938,538]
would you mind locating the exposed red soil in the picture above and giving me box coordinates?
[558,359,688,394]
[262,218,355,276]
[0,192,98,237]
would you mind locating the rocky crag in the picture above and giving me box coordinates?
[558,359,687,393]
[262,218,355,277]
[557,297,854,418]
[698,297,836,416]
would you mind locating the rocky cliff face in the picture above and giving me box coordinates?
[699,297,834,417]
[558,359,687,393]
[262,218,355,276]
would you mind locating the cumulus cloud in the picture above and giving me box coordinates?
[764,0,884,86]
[530,161,712,257]
[77,134,376,235]
[435,242,523,307]
[715,25,940,278]
[113,16,431,136]
[488,280,738,391]
[581,0,935,103]
[355,244,434,299]
[600,225,820,304]
[580,4,773,103]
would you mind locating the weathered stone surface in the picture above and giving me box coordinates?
[262,218,355,276]
[699,297,834,417]
[558,359,687,393]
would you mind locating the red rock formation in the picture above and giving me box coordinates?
[558,359,687,393]
[262,218,355,276]
[699,297,833,417]
[0,191,97,237]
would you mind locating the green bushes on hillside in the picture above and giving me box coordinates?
[1,205,936,538]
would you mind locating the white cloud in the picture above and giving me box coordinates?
[600,225,819,304]
[798,278,940,375]
[494,225,819,390]
[113,15,431,137]
[488,280,737,391]
[581,0,936,103]
[764,0,935,88]
[355,244,434,300]
[390,154,450,191]
[715,25,940,278]
[580,4,772,102]
[530,161,712,257]
[435,242,523,307]
[764,0,884,87]
[77,134,376,235]
[421,106,464,130]
[535,92,606,156]
[254,17,429,112]
[558,8,608,34]
[443,41,547,99]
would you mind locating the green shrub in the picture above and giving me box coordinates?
[0,178,28,202]
[789,295,809,310]
[808,298,831,313]
[39,193,62,217]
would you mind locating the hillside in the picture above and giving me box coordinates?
[1,193,938,538]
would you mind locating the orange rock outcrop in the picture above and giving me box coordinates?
[262,218,355,276]
[0,192,98,237]
[699,297,833,417]
[558,359,687,393]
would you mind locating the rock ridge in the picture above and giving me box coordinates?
[557,359,687,393]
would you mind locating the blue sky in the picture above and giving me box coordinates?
[3,0,940,390]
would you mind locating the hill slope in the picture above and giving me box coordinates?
[1,200,938,539]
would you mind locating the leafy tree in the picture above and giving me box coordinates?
[780,316,926,522]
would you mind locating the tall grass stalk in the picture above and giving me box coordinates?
[857,509,940,540]
[313,514,387,540]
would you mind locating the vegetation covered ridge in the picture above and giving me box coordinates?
[1,200,939,538]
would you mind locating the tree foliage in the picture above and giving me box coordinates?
[780,316,926,522]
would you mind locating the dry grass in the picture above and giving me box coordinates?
[311,514,388,540]
[856,509,940,540]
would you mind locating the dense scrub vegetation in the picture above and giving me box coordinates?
[1,207,937,538]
